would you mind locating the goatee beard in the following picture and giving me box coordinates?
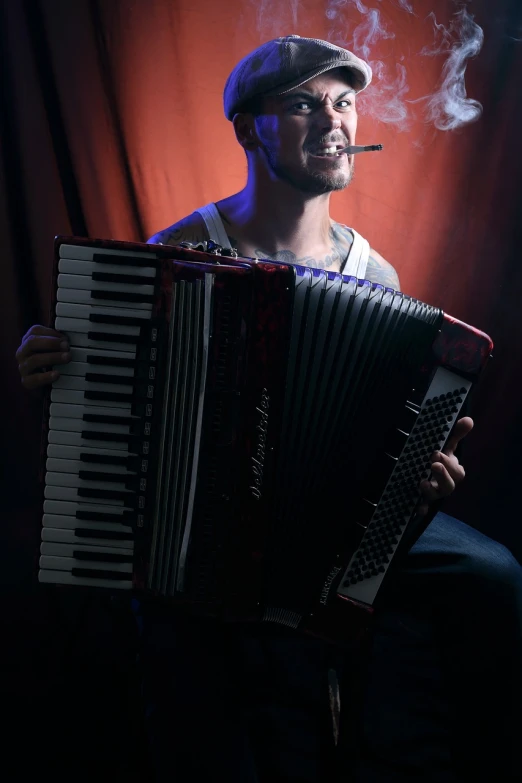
[267,152,354,194]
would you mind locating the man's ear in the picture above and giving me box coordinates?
[233,113,258,150]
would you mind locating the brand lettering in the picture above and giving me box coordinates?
[250,388,270,500]
[320,566,341,605]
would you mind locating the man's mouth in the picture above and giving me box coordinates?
[308,145,347,158]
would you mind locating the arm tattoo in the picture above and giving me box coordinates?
[365,252,401,290]
[147,214,208,246]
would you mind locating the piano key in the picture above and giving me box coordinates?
[47,444,132,461]
[45,471,130,491]
[55,302,152,322]
[57,273,154,295]
[57,360,135,378]
[49,416,132,435]
[43,499,134,522]
[46,457,136,477]
[41,541,134,563]
[57,286,152,311]
[42,525,134,549]
[59,257,157,278]
[39,554,132,575]
[68,347,138,365]
[50,403,137,421]
[38,568,133,589]
[47,429,139,450]
[55,317,141,337]
[56,330,140,352]
[44,485,127,505]
[50,389,133,409]
[52,375,135,394]
[59,243,159,264]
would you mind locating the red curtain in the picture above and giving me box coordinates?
[2,0,522,565]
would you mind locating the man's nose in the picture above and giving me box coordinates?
[317,104,342,132]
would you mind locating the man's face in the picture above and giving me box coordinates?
[253,69,358,194]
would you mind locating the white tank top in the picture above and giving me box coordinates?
[195,203,370,278]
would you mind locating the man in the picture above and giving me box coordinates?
[16,36,522,782]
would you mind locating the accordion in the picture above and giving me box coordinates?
[38,236,493,643]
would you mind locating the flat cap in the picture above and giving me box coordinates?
[224,35,372,121]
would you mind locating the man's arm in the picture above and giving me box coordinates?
[147,211,209,245]
[367,246,401,290]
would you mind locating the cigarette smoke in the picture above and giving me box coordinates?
[420,8,484,130]
[245,0,484,133]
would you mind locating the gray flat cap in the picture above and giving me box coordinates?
[224,35,372,121]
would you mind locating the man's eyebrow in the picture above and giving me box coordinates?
[281,88,356,103]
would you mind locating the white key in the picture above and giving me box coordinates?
[43,499,134,521]
[59,258,157,278]
[49,417,131,436]
[47,444,132,460]
[41,541,134,561]
[57,361,135,378]
[38,569,133,589]
[55,302,151,321]
[46,457,136,477]
[42,525,133,550]
[49,403,135,421]
[57,273,154,295]
[68,347,137,364]
[58,286,152,311]
[52,375,135,394]
[48,429,133,450]
[50,389,132,409]
[55,330,140,352]
[39,554,132,575]
[44,485,127,505]
[45,471,130,491]
[55,317,141,337]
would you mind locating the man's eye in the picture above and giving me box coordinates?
[337,100,352,109]
[293,102,312,111]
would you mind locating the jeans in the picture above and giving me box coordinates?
[138,513,522,782]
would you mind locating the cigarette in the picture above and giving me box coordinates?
[340,144,383,155]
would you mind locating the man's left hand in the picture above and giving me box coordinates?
[418,416,474,514]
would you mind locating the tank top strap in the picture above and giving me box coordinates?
[194,203,231,248]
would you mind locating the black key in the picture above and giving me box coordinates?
[87,331,139,344]
[86,355,138,368]
[92,271,153,285]
[85,372,137,385]
[89,313,147,327]
[91,290,155,304]
[71,567,132,581]
[75,509,135,523]
[75,528,134,541]
[85,391,134,403]
[73,550,134,564]
[77,488,136,502]
[80,453,139,470]
[93,253,159,269]
[83,413,136,425]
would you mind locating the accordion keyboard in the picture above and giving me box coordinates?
[39,243,162,589]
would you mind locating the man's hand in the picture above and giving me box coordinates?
[16,325,71,390]
[417,416,474,516]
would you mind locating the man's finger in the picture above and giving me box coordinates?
[16,335,69,362]
[19,351,71,377]
[443,416,473,456]
[21,370,59,390]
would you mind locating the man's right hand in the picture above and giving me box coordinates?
[16,325,71,390]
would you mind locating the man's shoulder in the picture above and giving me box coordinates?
[332,221,400,289]
[365,246,400,290]
[147,211,209,246]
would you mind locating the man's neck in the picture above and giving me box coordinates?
[216,176,335,262]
